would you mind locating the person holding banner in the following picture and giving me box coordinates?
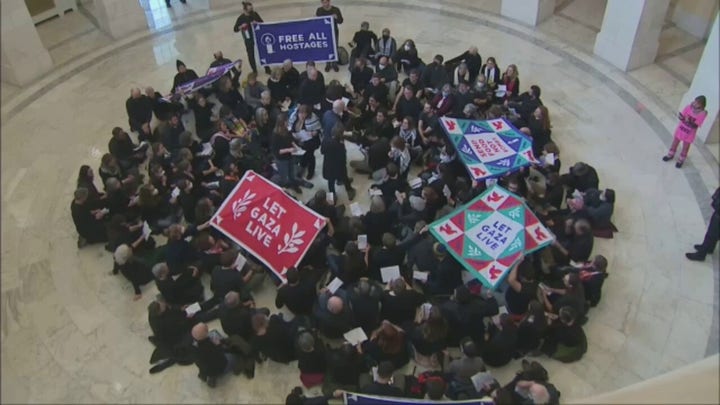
[233,2,271,75]
[316,0,343,72]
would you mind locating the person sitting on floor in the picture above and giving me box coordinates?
[541,306,587,363]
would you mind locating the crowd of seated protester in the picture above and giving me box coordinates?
[72,24,618,401]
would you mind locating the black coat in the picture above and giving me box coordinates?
[320,138,348,180]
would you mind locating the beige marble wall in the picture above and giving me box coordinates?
[0,0,54,86]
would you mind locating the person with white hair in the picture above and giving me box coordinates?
[113,244,154,301]
[446,46,482,82]
[192,322,245,387]
[280,59,301,99]
[125,87,153,133]
[153,262,204,306]
[298,67,326,109]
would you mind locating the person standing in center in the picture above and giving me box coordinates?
[234,1,271,75]
[316,0,343,73]
[322,120,357,201]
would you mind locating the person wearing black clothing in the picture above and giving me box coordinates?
[321,123,357,200]
[446,46,482,82]
[421,55,449,94]
[381,278,424,326]
[251,312,297,363]
[425,244,462,296]
[171,60,199,94]
[349,22,377,68]
[219,291,256,340]
[126,88,154,133]
[153,262,204,306]
[351,57,374,95]
[366,109,395,141]
[482,314,518,368]
[516,300,548,355]
[208,250,251,309]
[316,0,343,72]
[561,162,599,194]
[360,361,404,397]
[541,307,587,362]
[453,80,476,116]
[72,188,108,247]
[109,127,146,171]
[366,233,404,282]
[210,51,241,88]
[233,2,270,74]
[505,260,538,316]
[113,244,155,300]
[507,85,543,125]
[441,285,498,345]
[394,86,422,122]
[686,187,720,262]
[148,298,194,349]
[280,60,301,98]
[314,289,355,339]
[189,95,216,141]
[323,343,364,395]
[192,323,238,387]
[348,279,383,334]
[298,68,327,108]
[276,267,321,316]
[552,218,594,266]
[295,329,326,387]
[365,74,390,107]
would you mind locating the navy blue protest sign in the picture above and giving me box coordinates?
[253,17,338,65]
[344,392,493,405]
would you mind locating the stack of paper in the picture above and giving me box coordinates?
[380,266,401,283]
[233,253,247,271]
[470,372,495,392]
[343,327,368,346]
[357,234,368,251]
[412,271,428,282]
[327,277,343,294]
[350,202,363,217]
[184,302,202,316]
[198,143,214,157]
[142,221,152,241]
[369,188,383,197]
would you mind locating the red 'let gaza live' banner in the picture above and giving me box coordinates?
[210,171,327,281]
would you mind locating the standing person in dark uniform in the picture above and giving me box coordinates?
[233,2,271,75]
[316,0,343,73]
[686,187,720,262]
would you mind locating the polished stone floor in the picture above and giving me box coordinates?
[1,0,718,403]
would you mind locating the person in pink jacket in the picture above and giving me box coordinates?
[662,95,708,168]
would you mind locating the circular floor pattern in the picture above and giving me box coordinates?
[1,1,716,403]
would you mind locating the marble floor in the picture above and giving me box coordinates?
[1,0,718,403]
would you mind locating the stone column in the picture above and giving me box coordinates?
[93,0,148,40]
[501,0,556,26]
[680,13,719,144]
[0,0,54,86]
[593,0,670,71]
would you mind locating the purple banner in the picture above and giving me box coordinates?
[175,59,241,94]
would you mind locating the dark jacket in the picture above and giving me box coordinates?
[321,137,348,181]
[194,339,228,377]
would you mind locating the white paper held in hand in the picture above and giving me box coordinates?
[380,265,401,283]
[327,277,343,294]
[350,202,363,217]
[142,221,152,240]
[409,177,423,189]
[471,372,495,392]
[171,187,181,199]
[185,302,202,316]
[343,327,368,346]
[369,188,383,196]
[233,252,247,271]
[357,234,368,250]
[326,192,334,204]
[412,270,428,282]
[545,153,555,166]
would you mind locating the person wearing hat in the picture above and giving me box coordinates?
[662,95,708,168]
[349,21,377,70]
[171,59,199,94]
[316,0,344,72]
[234,2,271,75]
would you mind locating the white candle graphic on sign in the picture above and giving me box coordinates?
[261,33,275,54]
